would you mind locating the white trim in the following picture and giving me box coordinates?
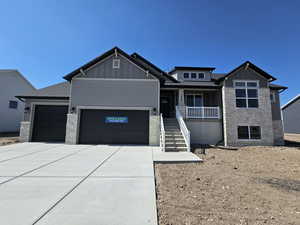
[183,72,206,81]
[112,59,120,69]
[77,106,152,110]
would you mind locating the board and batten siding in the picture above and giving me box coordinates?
[77,54,154,80]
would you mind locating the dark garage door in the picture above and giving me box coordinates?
[79,109,149,145]
[32,105,68,142]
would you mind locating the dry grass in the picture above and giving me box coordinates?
[0,132,19,146]
[155,137,300,225]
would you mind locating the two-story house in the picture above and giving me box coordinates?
[17,47,287,150]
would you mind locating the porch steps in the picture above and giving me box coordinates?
[163,118,188,152]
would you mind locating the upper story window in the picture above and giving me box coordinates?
[183,73,189,79]
[234,81,259,108]
[9,100,18,109]
[183,72,206,80]
[198,73,205,79]
[112,59,120,69]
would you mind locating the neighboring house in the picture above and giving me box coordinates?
[0,70,35,133]
[281,94,300,134]
[17,47,287,149]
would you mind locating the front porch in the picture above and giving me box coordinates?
[160,89,222,119]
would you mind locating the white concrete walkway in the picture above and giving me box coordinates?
[0,143,157,225]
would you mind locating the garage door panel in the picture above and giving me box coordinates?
[79,109,149,145]
[32,105,68,142]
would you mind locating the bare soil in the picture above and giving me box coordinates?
[155,139,300,224]
[0,132,19,146]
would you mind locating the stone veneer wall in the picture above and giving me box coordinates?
[65,113,78,144]
[19,121,31,142]
[222,85,274,146]
[149,115,160,146]
[272,120,284,145]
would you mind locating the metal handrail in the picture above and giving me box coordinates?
[175,106,191,152]
[160,113,165,151]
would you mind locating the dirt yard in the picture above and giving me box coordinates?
[155,136,300,225]
[0,132,19,146]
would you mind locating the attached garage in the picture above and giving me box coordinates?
[32,105,68,142]
[79,109,149,145]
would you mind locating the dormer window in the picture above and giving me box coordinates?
[191,73,197,79]
[198,73,205,79]
[112,59,120,69]
[183,73,189,79]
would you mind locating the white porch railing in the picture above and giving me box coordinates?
[175,106,191,152]
[186,107,220,119]
[160,113,165,151]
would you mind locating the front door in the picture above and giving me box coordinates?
[160,96,171,117]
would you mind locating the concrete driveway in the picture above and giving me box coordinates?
[0,143,157,225]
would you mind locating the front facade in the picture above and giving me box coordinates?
[282,94,300,134]
[0,70,35,133]
[17,47,286,147]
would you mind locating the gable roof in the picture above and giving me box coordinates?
[131,52,178,83]
[16,82,70,99]
[63,47,165,82]
[216,61,277,82]
[281,94,300,110]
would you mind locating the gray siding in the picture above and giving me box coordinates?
[224,67,268,88]
[271,90,282,120]
[171,70,212,82]
[70,79,159,111]
[0,70,35,132]
[23,99,69,121]
[185,120,223,144]
[282,98,300,134]
[77,55,154,80]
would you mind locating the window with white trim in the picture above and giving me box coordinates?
[183,73,189,79]
[238,126,261,140]
[112,59,120,69]
[185,94,203,107]
[234,81,259,108]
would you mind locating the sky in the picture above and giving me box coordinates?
[0,0,299,105]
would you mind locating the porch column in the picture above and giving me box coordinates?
[178,89,186,117]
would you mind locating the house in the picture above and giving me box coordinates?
[16,47,287,149]
[281,94,300,134]
[0,70,35,133]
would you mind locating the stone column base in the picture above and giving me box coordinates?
[19,121,31,142]
[65,114,78,145]
[149,115,160,146]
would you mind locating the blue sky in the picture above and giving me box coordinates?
[0,0,299,105]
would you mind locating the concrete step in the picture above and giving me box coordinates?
[165,139,185,143]
[165,143,187,148]
[165,134,183,138]
[165,146,187,152]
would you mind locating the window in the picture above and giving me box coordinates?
[198,73,205,79]
[185,94,203,107]
[238,126,261,140]
[270,92,276,103]
[235,81,258,108]
[112,59,120,69]
[191,73,197,79]
[183,73,189,79]
[9,101,18,109]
